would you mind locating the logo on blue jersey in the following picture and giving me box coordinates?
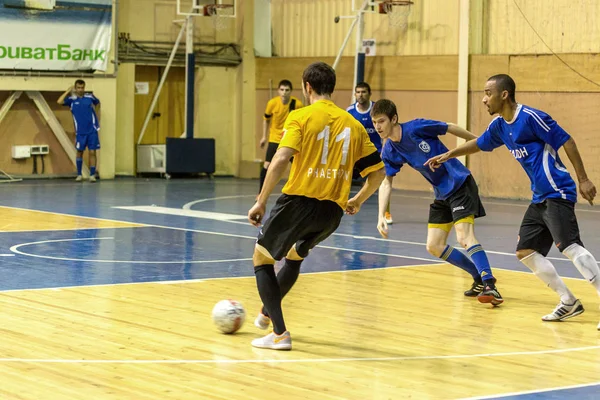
[419,141,431,153]
[510,147,529,160]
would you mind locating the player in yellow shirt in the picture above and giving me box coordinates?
[247,62,385,350]
[259,80,304,193]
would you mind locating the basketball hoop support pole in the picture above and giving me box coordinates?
[332,16,359,71]
[332,0,370,102]
[185,15,195,139]
[353,2,367,88]
[138,21,186,145]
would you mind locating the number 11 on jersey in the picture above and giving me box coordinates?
[316,126,350,166]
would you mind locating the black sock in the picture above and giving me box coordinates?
[259,167,268,193]
[483,277,497,288]
[254,264,286,334]
[262,258,303,318]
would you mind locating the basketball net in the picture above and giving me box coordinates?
[204,5,234,31]
[380,1,413,30]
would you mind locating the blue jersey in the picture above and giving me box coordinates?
[346,101,382,152]
[64,93,100,135]
[476,104,576,204]
[381,119,471,200]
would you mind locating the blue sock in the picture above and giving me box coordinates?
[90,166,96,176]
[440,245,480,281]
[467,244,495,283]
[76,158,83,175]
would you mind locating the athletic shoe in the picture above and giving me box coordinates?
[464,280,484,297]
[251,331,292,350]
[477,285,504,306]
[542,299,584,321]
[254,311,270,330]
[75,175,83,182]
[384,212,393,224]
[89,176,97,183]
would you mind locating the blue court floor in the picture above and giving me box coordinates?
[0,177,599,399]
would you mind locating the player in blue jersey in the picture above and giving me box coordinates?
[347,82,393,224]
[58,79,100,182]
[426,74,600,328]
[371,99,503,306]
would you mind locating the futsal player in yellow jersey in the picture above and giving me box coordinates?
[259,80,304,193]
[248,62,385,350]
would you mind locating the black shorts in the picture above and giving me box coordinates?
[265,142,279,163]
[517,198,583,256]
[428,175,486,224]
[257,194,343,260]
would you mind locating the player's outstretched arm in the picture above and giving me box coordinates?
[424,139,481,172]
[446,123,478,141]
[57,86,73,105]
[563,137,597,205]
[248,146,297,226]
[346,166,385,216]
[377,175,393,238]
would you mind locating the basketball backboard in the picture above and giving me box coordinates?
[176,0,235,18]
[352,0,380,13]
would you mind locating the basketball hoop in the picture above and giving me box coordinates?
[378,0,413,30]
[203,4,234,30]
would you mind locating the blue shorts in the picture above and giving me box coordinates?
[75,132,100,151]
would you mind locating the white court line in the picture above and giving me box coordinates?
[0,344,598,365]
[182,194,277,209]
[0,254,15,257]
[0,204,144,226]
[0,263,441,293]
[9,237,252,265]
[0,263,584,294]
[394,193,600,214]
[459,381,600,400]
[183,192,600,214]
[329,232,576,263]
[114,206,443,263]
[0,226,132,234]
[0,204,586,280]
[117,204,576,264]
[115,205,246,221]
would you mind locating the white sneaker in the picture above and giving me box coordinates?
[542,299,584,321]
[75,175,83,182]
[384,211,393,224]
[251,331,292,350]
[89,176,97,182]
[254,312,270,330]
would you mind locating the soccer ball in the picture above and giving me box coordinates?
[211,299,246,334]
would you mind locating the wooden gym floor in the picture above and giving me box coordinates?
[0,178,598,399]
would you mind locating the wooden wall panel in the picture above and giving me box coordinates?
[469,55,510,91]
[119,0,236,43]
[509,54,600,93]
[257,54,600,93]
[271,0,459,57]
[487,0,600,55]
[256,56,459,91]
[134,66,185,146]
[270,0,600,57]
[134,67,161,145]
[0,92,76,176]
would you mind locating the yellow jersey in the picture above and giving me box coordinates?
[264,96,304,143]
[279,99,384,209]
